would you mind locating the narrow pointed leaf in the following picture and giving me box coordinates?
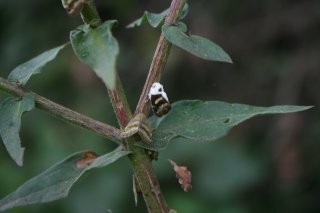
[162,24,232,63]
[70,20,119,89]
[135,100,312,150]
[0,94,35,166]
[127,4,189,28]
[0,146,130,212]
[7,44,67,85]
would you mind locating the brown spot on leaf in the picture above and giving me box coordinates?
[169,159,192,192]
[76,151,98,169]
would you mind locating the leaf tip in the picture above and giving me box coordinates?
[126,20,140,29]
[13,147,25,167]
[107,19,119,28]
[302,105,314,110]
[224,54,233,64]
[272,105,314,113]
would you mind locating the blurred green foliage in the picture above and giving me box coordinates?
[0,0,319,212]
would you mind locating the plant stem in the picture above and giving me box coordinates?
[135,0,186,116]
[80,3,173,213]
[79,0,185,212]
[107,73,132,127]
[109,75,170,213]
[0,77,121,143]
[81,0,101,26]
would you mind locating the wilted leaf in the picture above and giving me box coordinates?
[0,94,35,166]
[70,20,119,89]
[0,146,130,212]
[7,44,67,85]
[169,159,192,192]
[135,100,312,150]
[162,23,232,63]
[127,4,189,28]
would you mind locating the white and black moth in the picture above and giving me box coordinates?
[148,82,171,117]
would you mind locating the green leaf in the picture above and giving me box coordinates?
[70,20,119,90]
[126,4,189,28]
[135,100,312,150]
[7,44,67,85]
[162,23,233,63]
[127,9,168,28]
[0,94,35,166]
[0,146,130,212]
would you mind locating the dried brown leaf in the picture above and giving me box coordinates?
[169,159,192,192]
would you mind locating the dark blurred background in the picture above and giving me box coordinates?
[0,0,319,212]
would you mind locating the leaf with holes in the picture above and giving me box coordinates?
[70,20,119,89]
[0,94,35,166]
[162,23,232,63]
[135,100,312,150]
[127,4,189,28]
[0,146,130,212]
[7,44,67,85]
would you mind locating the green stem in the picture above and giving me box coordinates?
[81,0,101,26]
[0,77,121,143]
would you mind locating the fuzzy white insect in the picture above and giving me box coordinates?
[148,82,171,117]
[148,82,169,102]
